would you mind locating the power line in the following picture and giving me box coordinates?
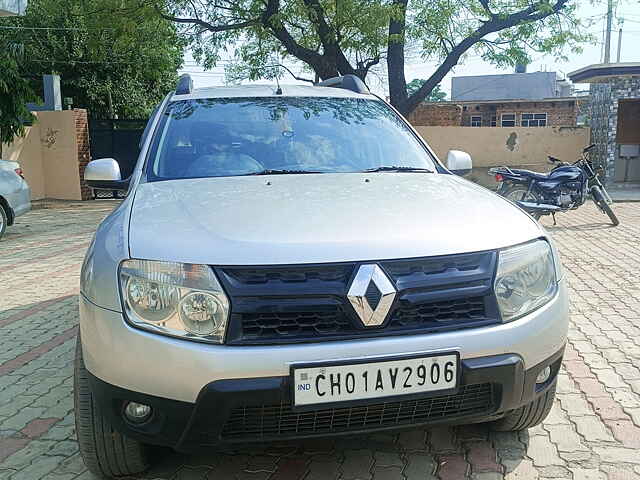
[0,25,114,31]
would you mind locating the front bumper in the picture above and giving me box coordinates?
[87,348,563,451]
[80,278,568,450]
[79,278,568,404]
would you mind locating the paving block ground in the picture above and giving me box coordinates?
[1,200,639,479]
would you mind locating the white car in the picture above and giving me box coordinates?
[77,75,568,478]
[0,159,31,240]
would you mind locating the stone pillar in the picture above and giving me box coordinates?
[74,109,92,200]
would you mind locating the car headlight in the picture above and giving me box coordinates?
[494,240,558,322]
[119,259,230,343]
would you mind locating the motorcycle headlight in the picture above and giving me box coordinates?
[119,259,230,343]
[494,240,558,322]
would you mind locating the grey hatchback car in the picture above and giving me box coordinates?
[0,159,31,240]
[77,75,568,478]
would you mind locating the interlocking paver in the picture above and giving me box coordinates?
[1,201,640,479]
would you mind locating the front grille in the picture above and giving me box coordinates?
[216,251,499,345]
[234,296,490,343]
[389,297,486,329]
[219,383,495,440]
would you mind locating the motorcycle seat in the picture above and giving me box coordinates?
[505,168,551,181]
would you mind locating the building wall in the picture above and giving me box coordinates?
[406,104,462,126]
[416,126,591,188]
[452,72,559,101]
[590,77,640,185]
[2,110,90,200]
[459,100,579,127]
[0,0,26,15]
[408,100,579,128]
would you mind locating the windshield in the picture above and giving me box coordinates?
[146,96,437,180]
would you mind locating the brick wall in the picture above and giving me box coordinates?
[73,109,92,200]
[461,100,578,127]
[406,103,462,126]
[408,100,579,127]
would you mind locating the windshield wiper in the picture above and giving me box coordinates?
[362,166,434,173]
[245,169,323,176]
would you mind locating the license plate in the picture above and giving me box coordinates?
[292,353,458,407]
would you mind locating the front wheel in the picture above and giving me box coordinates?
[500,185,543,220]
[0,203,7,240]
[491,381,556,431]
[591,186,619,226]
[74,337,151,478]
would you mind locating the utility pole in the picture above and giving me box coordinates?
[616,27,623,63]
[603,0,613,63]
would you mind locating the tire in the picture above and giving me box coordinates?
[491,381,556,432]
[591,186,619,226]
[0,203,6,240]
[74,336,151,478]
[500,185,542,220]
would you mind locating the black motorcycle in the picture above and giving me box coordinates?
[489,144,619,226]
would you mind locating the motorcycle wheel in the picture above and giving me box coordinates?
[591,186,619,226]
[500,185,542,220]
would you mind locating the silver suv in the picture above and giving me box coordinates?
[77,75,568,478]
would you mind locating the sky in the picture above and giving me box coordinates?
[179,1,640,97]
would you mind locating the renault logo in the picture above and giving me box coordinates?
[347,264,397,327]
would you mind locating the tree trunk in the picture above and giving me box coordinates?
[387,0,409,114]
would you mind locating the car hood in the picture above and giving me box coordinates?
[129,173,542,265]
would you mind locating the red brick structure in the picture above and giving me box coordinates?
[73,109,92,200]
[407,98,586,127]
[406,103,462,126]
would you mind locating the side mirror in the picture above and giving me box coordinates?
[84,158,129,191]
[446,150,472,176]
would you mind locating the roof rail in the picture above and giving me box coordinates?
[175,74,193,95]
[316,74,369,94]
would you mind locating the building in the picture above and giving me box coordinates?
[407,97,584,128]
[0,0,26,15]
[569,63,640,187]
[407,70,584,128]
[452,71,571,101]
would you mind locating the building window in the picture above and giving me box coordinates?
[521,113,547,127]
[501,113,516,127]
[490,115,497,127]
[470,115,482,127]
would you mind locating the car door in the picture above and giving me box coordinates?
[0,160,31,217]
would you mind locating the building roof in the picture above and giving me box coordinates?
[422,96,586,107]
[452,71,563,101]
[568,63,640,84]
[171,84,376,101]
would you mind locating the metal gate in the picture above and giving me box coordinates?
[89,119,147,180]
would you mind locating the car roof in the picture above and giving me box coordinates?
[170,84,378,102]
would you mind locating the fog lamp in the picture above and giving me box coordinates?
[536,366,552,384]
[124,401,152,423]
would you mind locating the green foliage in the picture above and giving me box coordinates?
[161,0,591,113]
[0,48,35,144]
[0,0,185,120]
[407,0,588,70]
[167,0,390,82]
[406,80,447,101]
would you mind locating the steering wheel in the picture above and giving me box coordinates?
[186,153,263,177]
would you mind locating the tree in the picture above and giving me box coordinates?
[406,80,446,102]
[157,0,589,116]
[0,0,185,120]
[0,45,35,144]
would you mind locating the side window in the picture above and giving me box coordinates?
[501,113,516,127]
[521,113,547,127]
